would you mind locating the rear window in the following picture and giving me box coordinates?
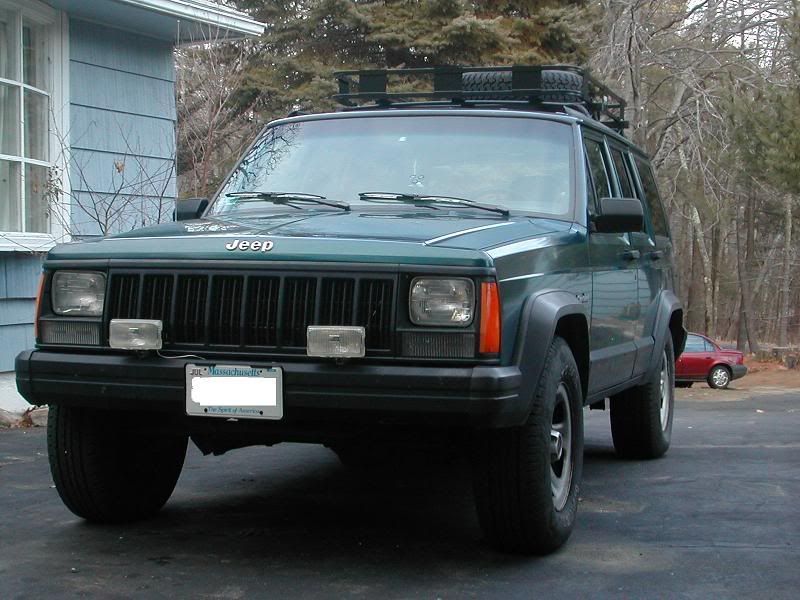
[634,157,669,237]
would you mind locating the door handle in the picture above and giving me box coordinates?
[648,250,664,261]
[620,249,641,261]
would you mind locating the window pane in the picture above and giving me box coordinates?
[25,163,49,233]
[611,149,634,198]
[24,89,47,161]
[684,335,704,352]
[0,9,19,81]
[22,21,47,90]
[584,139,611,199]
[0,159,21,231]
[0,82,20,155]
[634,156,669,237]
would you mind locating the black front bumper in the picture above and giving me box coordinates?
[15,350,525,428]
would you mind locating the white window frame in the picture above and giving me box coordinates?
[0,0,69,252]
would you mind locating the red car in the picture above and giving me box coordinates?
[676,333,747,389]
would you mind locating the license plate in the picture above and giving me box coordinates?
[185,364,283,420]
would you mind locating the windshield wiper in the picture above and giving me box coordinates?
[226,191,350,211]
[358,192,509,216]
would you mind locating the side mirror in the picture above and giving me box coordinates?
[174,198,209,221]
[591,197,643,233]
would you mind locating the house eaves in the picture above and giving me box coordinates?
[47,0,265,42]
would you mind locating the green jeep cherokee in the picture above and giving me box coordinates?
[16,66,685,554]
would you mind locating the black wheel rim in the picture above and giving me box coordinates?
[550,383,573,511]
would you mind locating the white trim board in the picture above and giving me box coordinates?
[114,0,264,37]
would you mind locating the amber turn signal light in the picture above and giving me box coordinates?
[479,281,500,354]
[33,272,45,341]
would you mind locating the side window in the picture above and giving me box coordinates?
[704,340,716,352]
[684,335,705,352]
[584,158,597,213]
[610,148,634,198]
[633,157,669,237]
[584,139,611,205]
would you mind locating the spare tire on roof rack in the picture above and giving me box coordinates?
[461,69,584,103]
[332,65,628,133]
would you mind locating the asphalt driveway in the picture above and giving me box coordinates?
[1,394,798,599]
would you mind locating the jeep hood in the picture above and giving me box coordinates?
[48,209,570,267]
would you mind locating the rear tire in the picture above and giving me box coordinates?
[472,337,584,554]
[609,336,675,459]
[462,69,583,102]
[48,405,187,523]
[707,365,731,389]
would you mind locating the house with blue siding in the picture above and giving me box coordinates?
[0,0,263,373]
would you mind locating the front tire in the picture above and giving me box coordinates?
[708,365,731,389]
[609,336,675,459]
[472,337,584,554]
[48,405,187,523]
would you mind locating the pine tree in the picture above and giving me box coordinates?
[231,0,589,120]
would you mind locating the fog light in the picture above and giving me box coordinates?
[110,319,163,350]
[307,326,365,358]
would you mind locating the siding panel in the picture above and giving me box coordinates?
[70,106,175,159]
[0,299,35,326]
[71,191,175,237]
[69,19,174,81]
[68,19,177,241]
[2,255,43,299]
[70,61,176,120]
[0,255,40,372]
[0,324,34,371]
[70,149,176,198]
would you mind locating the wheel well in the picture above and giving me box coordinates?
[555,314,589,400]
[711,363,731,374]
[668,309,685,358]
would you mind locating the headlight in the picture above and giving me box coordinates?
[409,277,474,326]
[51,271,106,316]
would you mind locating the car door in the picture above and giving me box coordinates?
[584,134,639,394]
[607,145,653,377]
[677,334,711,378]
[630,153,673,346]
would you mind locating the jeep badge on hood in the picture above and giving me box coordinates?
[225,239,274,252]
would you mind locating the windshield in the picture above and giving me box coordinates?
[211,115,575,217]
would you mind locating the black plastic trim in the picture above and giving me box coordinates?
[15,350,523,428]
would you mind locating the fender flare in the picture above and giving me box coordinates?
[646,290,686,379]
[512,290,590,422]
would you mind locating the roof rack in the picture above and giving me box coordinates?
[333,65,628,133]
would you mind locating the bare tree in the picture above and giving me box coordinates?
[588,0,797,347]
[176,32,260,200]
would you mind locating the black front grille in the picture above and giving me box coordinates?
[106,271,396,354]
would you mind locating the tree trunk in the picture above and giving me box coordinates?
[735,197,760,353]
[779,193,793,347]
[690,205,714,336]
[743,191,760,352]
